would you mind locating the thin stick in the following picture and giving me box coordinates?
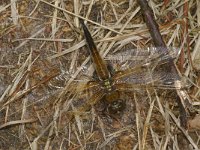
[137,0,189,128]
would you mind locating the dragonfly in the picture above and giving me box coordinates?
[73,20,181,114]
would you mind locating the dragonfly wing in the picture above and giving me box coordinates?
[74,89,105,113]
[75,80,99,92]
[113,64,164,85]
[113,65,181,90]
[105,47,180,68]
[106,47,181,88]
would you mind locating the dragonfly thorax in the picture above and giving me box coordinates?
[102,78,113,92]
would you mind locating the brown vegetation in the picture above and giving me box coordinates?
[0,0,200,149]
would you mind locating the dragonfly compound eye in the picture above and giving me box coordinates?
[108,100,126,114]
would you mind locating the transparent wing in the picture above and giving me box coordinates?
[105,47,180,69]
[105,47,181,87]
[75,80,100,93]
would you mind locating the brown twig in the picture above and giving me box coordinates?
[183,1,194,71]
[179,1,193,74]
[137,0,188,128]
[137,0,166,49]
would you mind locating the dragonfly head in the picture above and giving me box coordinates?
[107,100,126,114]
[104,90,125,114]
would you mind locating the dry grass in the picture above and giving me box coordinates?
[0,0,200,149]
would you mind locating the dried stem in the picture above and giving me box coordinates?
[137,0,188,128]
